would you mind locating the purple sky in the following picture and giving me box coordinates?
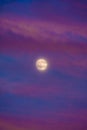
[0,0,87,130]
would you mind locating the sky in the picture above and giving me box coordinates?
[0,0,87,130]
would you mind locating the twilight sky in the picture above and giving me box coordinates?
[0,0,87,130]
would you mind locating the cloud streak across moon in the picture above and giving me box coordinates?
[36,58,48,71]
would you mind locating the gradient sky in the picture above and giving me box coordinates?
[0,0,87,130]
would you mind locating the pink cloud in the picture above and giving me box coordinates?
[0,15,87,40]
[0,78,63,98]
[0,78,87,100]
[0,109,87,130]
[50,50,87,79]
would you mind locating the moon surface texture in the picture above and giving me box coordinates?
[36,58,48,71]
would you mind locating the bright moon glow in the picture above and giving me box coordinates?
[36,58,48,71]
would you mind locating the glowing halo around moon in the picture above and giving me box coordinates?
[35,58,48,72]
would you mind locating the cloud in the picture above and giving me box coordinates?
[0,109,87,130]
[0,16,87,40]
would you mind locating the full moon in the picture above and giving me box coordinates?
[36,58,48,71]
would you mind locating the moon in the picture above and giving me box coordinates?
[36,58,48,71]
